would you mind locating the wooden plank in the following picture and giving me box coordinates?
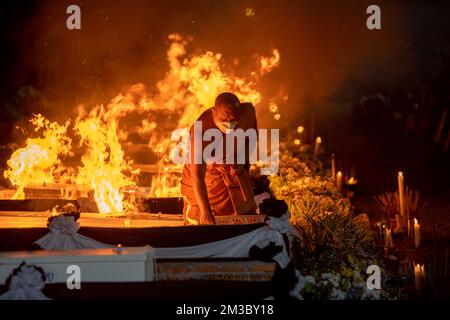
[0,211,184,229]
[0,189,15,200]
[131,163,183,174]
[0,199,79,212]
[143,197,183,214]
[0,211,265,229]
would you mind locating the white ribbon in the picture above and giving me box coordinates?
[266,210,302,239]
[0,265,51,300]
[35,215,114,250]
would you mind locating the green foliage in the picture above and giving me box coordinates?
[269,145,400,299]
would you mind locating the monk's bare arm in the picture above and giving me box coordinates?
[191,163,215,224]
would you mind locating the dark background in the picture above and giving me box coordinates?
[1,0,447,123]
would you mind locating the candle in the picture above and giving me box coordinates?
[414,264,425,290]
[398,172,405,217]
[336,171,343,192]
[294,139,301,146]
[331,153,336,180]
[314,136,322,156]
[414,218,421,248]
[385,228,394,248]
[297,126,304,134]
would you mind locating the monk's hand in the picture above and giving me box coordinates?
[200,210,216,225]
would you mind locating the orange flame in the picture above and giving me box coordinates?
[3,114,72,199]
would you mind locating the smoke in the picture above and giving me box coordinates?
[15,0,411,127]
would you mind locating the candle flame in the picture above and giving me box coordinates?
[347,177,357,185]
[316,137,322,144]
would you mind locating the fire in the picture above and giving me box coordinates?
[75,105,138,214]
[3,34,281,213]
[3,114,72,199]
[122,34,281,197]
[154,33,272,130]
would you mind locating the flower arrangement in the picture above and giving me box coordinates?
[374,188,426,222]
[264,142,401,299]
[1,262,51,300]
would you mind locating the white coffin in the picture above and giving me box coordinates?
[0,246,155,284]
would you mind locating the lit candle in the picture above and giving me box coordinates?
[331,153,336,179]
[414,264,425,290]
[294,139,301,146]
[398,172,405,217]
[336,171,343,192]
[314,136,322,156]
[385,228,394,248]
[414,218,421,248]
[297,126,304,135]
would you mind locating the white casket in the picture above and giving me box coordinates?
[0,246,155,284]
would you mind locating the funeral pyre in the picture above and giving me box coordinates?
[2,34,281,214]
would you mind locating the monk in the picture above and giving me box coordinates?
[181,92,258,225]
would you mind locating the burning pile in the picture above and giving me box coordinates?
[4,114,72,200]
[3,34,282,214]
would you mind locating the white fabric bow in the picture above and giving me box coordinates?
[34,215,114,250]
[266,210,302,239]
[0,265,51,300]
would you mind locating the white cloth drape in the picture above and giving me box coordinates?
[34,215,114,250]
[155,212,297,268]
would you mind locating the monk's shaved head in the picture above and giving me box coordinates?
[214,92,240,121]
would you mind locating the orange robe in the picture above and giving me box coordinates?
[181,103,258,224]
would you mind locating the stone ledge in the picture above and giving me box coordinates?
[156,260,276,282]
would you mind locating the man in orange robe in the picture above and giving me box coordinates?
[181,92,258,225]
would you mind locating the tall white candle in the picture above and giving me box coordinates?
[414,218,421,248]
[398,172,405,217]
[336,171,343,192]
[314,137,322,156]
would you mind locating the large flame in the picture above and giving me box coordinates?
[3,114,72,199]
[129,34,280,196]
[3,34,281,213]
[74,104,138,214]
